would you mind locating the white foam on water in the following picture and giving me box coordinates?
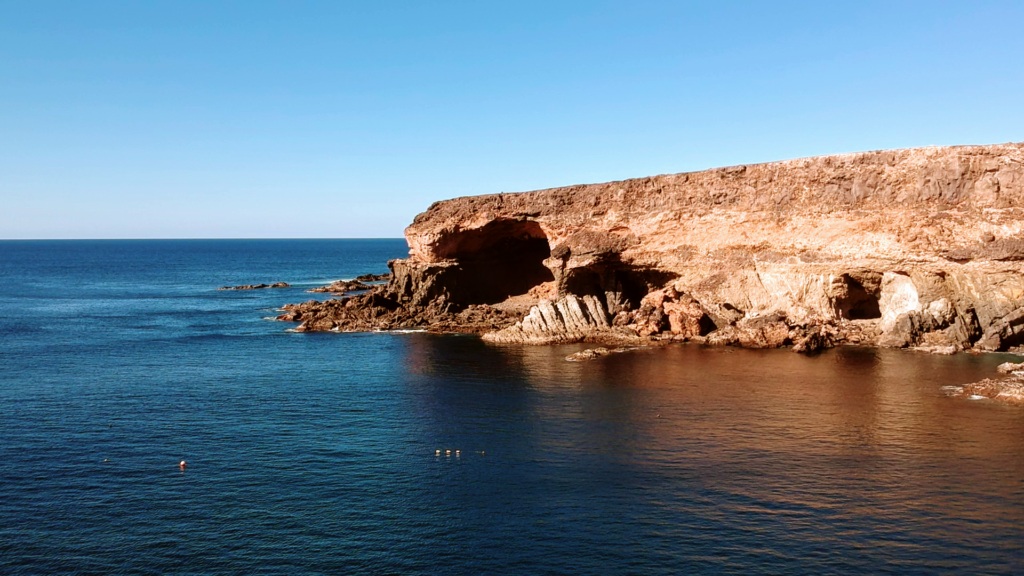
[291,278,353,286]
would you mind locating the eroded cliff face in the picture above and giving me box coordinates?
[286,142,1024,353]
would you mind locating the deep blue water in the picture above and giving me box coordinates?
[1,239,1022,575]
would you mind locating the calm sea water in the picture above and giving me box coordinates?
[1,239,1022,575]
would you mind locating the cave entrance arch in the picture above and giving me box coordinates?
[832,272,882,320]
[442,220,555,306]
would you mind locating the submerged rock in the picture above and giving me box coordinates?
[564,347,637,362]
[307,279,370,294]
[948,377,1024,405]
[219,282,289,290]
[947,358,1024,405]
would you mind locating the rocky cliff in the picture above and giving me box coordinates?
[283,142,1024,354]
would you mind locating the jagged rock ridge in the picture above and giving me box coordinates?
[482,294,613,345]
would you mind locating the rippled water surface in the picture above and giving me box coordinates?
[1,240,1022,575]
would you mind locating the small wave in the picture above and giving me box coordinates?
[290,277,390,288]
[290,279,350,286]
[377,329,427,334]
[968,395,988,400]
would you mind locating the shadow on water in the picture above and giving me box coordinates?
[396,336,1024,574]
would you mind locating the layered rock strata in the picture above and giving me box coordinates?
[281,142,1024,355]
[483,294,619,344]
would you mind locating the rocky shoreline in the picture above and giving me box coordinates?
[274,142,1024,404]
[274,274,970,354]
[945,362,1024,405]
[275,280,1024,403]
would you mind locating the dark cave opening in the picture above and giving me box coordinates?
[832,273,882,320]
[615,268,680,308]
[446,220,555,305]
[998,330,1024,351]
[561,265,679,314]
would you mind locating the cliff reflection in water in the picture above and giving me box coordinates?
[399,334,1024,573]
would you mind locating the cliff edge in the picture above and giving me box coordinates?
[282,142,1024,354]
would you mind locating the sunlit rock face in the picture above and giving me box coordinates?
[396,142,1024,350]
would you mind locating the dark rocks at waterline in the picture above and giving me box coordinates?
[791,323,838,354]
[277,285,521,335]
[948,376,1024,405]
[306,273,392,294]
[307,279,371,294]
[565,347,637,362]
[272,258,918,354]
[354,273,391,283]
[218,282,290,290]
[944,360,1024,405]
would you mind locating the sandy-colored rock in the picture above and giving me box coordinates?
[280,142,1024,356]
[949,377,1024,405]
[483,294,616,345]
[996,361,1024,374]
[566,347,613,362]
[791,324,836,354]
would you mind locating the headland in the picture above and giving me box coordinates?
[277,142,1024,401]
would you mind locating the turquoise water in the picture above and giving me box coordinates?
[1,240,1022,574]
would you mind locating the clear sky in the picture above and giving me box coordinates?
[2,1,1023,239]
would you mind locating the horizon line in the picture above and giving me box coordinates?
[0,237,409,241]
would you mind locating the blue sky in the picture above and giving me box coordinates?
[2,1,1023,239]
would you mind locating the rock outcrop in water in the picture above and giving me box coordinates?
[947,362,1024,405]
[307,274,391,294]
[220,282,290,290]
[280,142,1024,357]
[307,279,371,294]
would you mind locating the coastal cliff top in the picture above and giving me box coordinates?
[404,142,1024,263]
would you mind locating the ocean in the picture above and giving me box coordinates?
[1,239,1022,575]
